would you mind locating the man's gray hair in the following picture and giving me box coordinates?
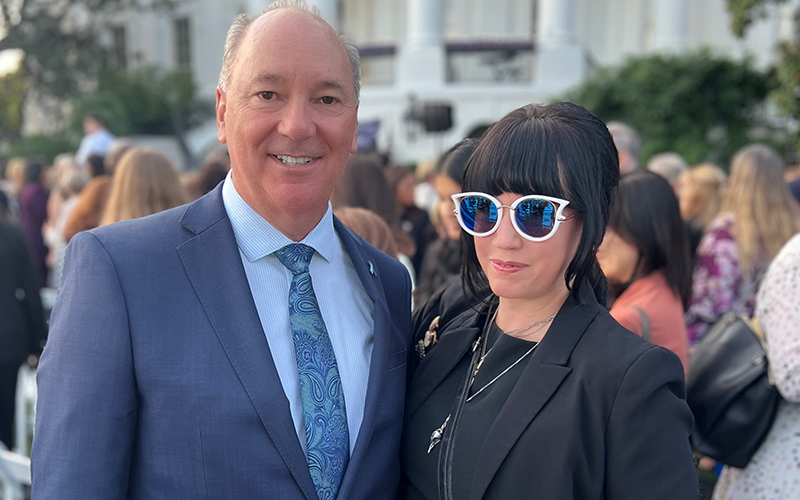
[217,0,362,102]
[647,152,688,186]
[607,121,641,168]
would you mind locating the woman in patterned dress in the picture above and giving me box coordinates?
[712,234,800,499]
[685,145,800,346]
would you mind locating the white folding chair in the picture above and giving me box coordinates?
[0,442,31,500]
[14,366,37,456]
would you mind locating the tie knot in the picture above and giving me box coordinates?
[275,243,315,275]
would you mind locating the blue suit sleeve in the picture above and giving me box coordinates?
[603,345,698,499]
[31,232,137,499]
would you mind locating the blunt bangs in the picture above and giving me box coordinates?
[463,122,575,208]
[461,102,620,306]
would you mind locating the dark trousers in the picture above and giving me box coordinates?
[0,361,21,449]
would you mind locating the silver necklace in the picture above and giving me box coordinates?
[474,309,554,373]
[501,312,558,336]
[468,342,539,402]
[428,309,546,454]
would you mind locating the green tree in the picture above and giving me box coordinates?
[0,68,25,141]
[0,1,178,124]
[563,50,771,166]
[726,0,800,151]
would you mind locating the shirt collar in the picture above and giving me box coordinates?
[221,171,336,263]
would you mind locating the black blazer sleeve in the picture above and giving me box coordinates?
[604,345,698,499]
[0,223,46,362]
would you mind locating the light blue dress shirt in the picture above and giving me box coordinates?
[222,174,374,454]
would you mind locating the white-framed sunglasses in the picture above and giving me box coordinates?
[451,192,580,242]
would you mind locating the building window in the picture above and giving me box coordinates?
[112,26,127,70]
[174,17,191,72]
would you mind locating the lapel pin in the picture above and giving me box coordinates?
[368,261,375,276]
[415,315,441,359]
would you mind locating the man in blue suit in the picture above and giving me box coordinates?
[31,2,411,498]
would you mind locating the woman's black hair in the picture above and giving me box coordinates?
[24,160,46,186]
[607,170,692,309]
[461,102,620,306]
[436,138,479,184]
[86,155,106,178]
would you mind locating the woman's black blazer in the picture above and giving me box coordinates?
[0,221,46,364]
[404,282,698,500]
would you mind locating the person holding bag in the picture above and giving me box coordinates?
[711,234,800,499]
[400,102,698,500]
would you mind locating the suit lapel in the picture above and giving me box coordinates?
[405,314,482,423]
[176,187,318,500]
[469,287,601,500]
[332,219,393,500]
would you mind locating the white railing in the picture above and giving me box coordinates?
[0,442,30,500]
[13,366,36,457]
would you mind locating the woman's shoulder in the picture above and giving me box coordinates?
[574,307,677,376]
[412,276,480,341]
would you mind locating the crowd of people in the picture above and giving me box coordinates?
[2,1,800,499]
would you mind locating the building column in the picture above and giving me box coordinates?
[396,0,446,89]
[538,0,575,46]
[535,0,584,92]
[652,0,688,52]
[307,0,339,30]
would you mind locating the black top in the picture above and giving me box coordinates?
[401,283,698,500]
[403,320,538,500]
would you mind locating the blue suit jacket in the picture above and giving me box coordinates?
[31,185,412,499]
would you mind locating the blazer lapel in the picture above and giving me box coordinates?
[176,187,318,500]
[469,287,601,500]
[332,219,393,500]
[405,315,482,423]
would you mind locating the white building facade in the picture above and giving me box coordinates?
[105,0,800,164]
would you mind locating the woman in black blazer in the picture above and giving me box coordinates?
[0,194,47,449]
[400,103,698,499]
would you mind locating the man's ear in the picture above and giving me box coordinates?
[216,88,228,144]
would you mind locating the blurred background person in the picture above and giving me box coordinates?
[712,233,800,499]
[44,164,89,290]
[607,121,641,172]
[679,163,728,259]
[100,148,189,226]
[335,206,399,259]
[413,156,439,218]
[0,192,47,449]
[85,154,106,179]
[685,144,800,346]
[19,160,50,287]
[331,153,417,281]
[385,165,436,277]
[60,140,134,242]
[414,138,478,306]
[189,159,230,200]
[3,157,28,223]
[75,113,115,166]
[104,140,134,177]
[597,170,692,372]
[62,176,113,243]
[647,151,688,193]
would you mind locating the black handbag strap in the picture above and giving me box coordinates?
[631,307,650,342]
[732,268,768,316]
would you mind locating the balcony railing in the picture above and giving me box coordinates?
[359,40,536,87]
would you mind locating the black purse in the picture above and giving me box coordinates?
[686,279,781,468]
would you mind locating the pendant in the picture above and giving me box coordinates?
[427,414,451,454]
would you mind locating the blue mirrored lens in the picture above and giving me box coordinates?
[515,198,555,238]
[460,196,498,234]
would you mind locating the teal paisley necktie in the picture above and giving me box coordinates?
[275,243,349,500]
